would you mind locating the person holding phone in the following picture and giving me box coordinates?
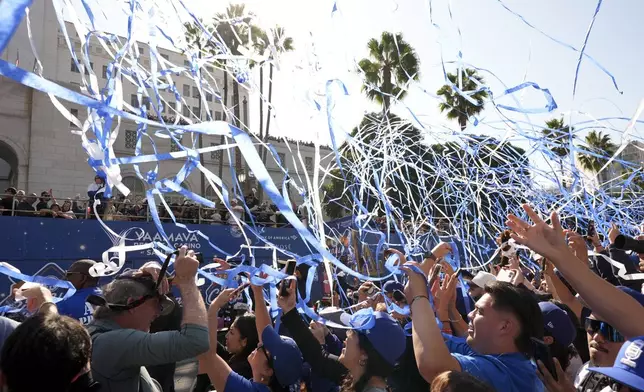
[199,280,303,392]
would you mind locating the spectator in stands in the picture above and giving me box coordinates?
[36,190,51,211]
[0,187,16,215]
[61,200,77,219]
[87,246,209,392]
[14,192,36,217]
[56,259,102,325]
[228,199,244,226]
[88,174,106,217]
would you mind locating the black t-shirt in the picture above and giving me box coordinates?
[0,197,13,215]
[35,201,49,211]
[15,201,35,216]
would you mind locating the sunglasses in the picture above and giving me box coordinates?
[257,343,273,367]
[585,318,625,343]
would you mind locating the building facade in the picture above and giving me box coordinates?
[0,0,332,207]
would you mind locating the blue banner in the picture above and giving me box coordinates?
[0,216,325,306]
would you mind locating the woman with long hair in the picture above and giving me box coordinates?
[192,312,259,392]
[278,280,406,392]
[199,283,303,392]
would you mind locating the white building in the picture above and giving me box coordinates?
[0,0,333,206]
[575,140,644,193]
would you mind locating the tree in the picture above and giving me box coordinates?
[183,19,215,197]
[213,4,258,189]
[436,68,489,131]
[577,130,617,175]
[255,26,294,202]
[358,32,420,113]
[542,117,575,183]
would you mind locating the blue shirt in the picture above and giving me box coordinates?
[56,287,101,325]
[445,335,544,392]
[224,371,270,392]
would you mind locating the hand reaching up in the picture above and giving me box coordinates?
[506,204,568,263]
[277,279,297,313]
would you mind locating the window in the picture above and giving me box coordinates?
[184,60,190,67]
[170,137,182,152]
[205,92,213,102]
[183,84,190,97]
[215,111,222,121]
[305,157,314,171]
[210,143,222,162]
[193,107,200,117]
[102,65,108,79]
[160,54,169,60]
[120,176,145,197]
[182,106,190,117]
[125,130,137,149]
[138,45,145,54]
[69,108,78,127]
[142,96,151,110]
[71,60,92,75]
[192,87,200,99]
[278,153,286,165]
[208,109,213,119]
[130,94,139,108]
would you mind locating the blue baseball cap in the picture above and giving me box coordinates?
[539,302,576,347]
[589,337,644,391]
[261,325,303,387]
[383,281,404,294]
[362,311,406,366]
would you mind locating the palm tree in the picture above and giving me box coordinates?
[542,117,575,183]
[577,130,617,184]
[358,32,420,114]
[184,19,213,197]
[436,68,488,131]
[213,4,256,185]
[255,26,294,202]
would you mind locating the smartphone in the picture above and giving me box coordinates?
[279,260,297,297]
[496,268,516,283]
[532,337,558,381]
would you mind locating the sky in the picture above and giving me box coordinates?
[66,0,644,160]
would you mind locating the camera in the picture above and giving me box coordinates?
[614,234,644,254]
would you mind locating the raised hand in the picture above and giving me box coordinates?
[401,261,429,300]
[608,223,620,245]
[565,231,589,265]
[506,204,567,262]
[137,261,169,294]
[277,279,297,313]
[174,246,200,284]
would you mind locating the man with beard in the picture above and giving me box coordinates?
[575,287,644,390]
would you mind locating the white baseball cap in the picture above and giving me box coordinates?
[470,271,497,288]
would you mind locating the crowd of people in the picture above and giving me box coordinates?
[1,204,644,392]
[0,177,306,227]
